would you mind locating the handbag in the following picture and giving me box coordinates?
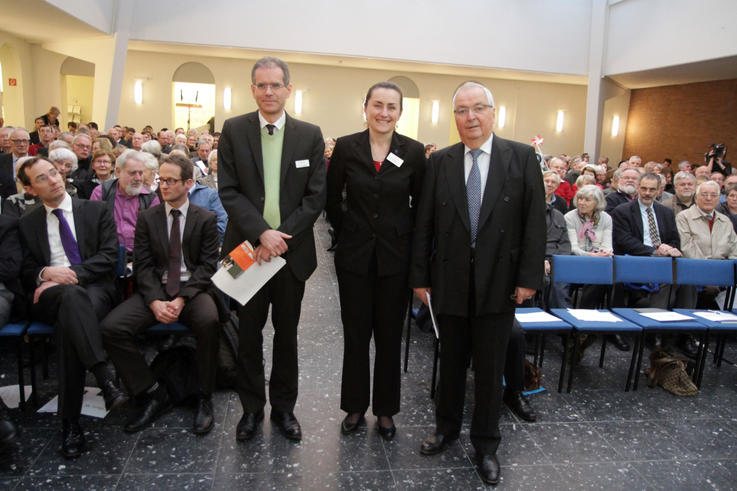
[645,349,698,396]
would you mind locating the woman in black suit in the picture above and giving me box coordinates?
[326,82,426,440]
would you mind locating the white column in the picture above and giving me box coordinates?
[583,0,609,161]
[104,2,133,129]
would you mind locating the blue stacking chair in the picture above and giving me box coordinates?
[0,320,30,408]
[550,255,642,392]
[673,257,737,387]
[610,255,708,390]
[514,307,572,393]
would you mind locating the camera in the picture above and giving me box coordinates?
[705,143,726,161]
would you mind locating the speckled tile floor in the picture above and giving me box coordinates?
[1,217,737,490]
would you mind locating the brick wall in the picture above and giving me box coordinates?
[622,79,737,170]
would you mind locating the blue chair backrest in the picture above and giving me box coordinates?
[675,258,735,287]
[552,255,613,285]
[614,255,673,284]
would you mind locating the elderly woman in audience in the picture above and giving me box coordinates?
[92,137,113,154]
[543,170,568,214]
[198,150,218,189]
[77,150,116,199]
[140,151,160,194]
[717,184,737,232]
[48,147,79,196]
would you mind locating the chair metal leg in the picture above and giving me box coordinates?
[539,334,547,367]
[713,335,722,365]
[16,339,25,409]
[42,339,49,380]
[625,333,642,391]
[558,333,569,393]
[566,333,578,393]
[532,333,540,366]
[599,336,607,368]
[403,302,412,373]
[430,338,439,399]
[29,338,39,408]
[696,332,709,389]
[633,332,646,391]
[717,336,727,368]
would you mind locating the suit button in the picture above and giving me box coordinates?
[259,196,265,201]
[372,213,379,219]
[441,201,447,206]
[500,228,505,233]
[504,196,510,202]
[373,193,379,199]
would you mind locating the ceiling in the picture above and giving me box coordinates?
[0,0,105,44]
[608,55,737,89]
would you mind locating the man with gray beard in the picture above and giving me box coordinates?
[605,167,640,213]
[662,171,696,216]
[90,150,159,259]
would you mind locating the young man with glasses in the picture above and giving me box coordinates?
[100,153,222,435]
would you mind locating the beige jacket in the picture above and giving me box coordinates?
[676,206,737,259]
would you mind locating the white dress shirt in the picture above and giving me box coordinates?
[638,200,661,247]
[258,111,286,133]
[43,192,76,268]
[464,134,494,204]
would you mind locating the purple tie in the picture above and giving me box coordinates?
[51,208,82,265]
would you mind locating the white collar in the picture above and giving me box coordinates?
[464,133,493,156]
[164,198,190,219]
[44,192,72,216]
[258,111,286,131]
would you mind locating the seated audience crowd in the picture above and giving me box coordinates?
[0,112,733,459]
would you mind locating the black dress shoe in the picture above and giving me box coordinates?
[236,409,264,441]
[376,417,396,441]
[61,420,86,459]
[270,411,302,441]
[0,399,17,443]
[340,413,365,435]
[124,392,172,433]
[100,379,128,411]
[193,397,214,435]
[503,390,537,422]
[420,432,458,455]
[609,334,631,352]
[478,453,500,485]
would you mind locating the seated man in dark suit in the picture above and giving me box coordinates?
[16,157,127,459]
[101,153,221,435]
[612,172,683,308]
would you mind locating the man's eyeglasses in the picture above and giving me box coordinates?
[11,139,29,144]
[159,178,182,186]
[254,82,285,91]
[34,168,60,183]
[453,104,493,117]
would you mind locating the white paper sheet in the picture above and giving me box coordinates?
[693,311,737,323]
[38,386,109,418]
[425,292,440,339]
[212,240,286,306]
[0,385,32,409]
[639,311,693,322]
[567,309,622,322]
[515,311,562,323]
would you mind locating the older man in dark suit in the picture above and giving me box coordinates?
[218,57,325,443]
[16,157,126,459]
[410,81,545,485]
[101,153,221,435]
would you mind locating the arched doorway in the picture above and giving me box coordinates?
[388,76,420,140]
[172,62,215,132]
[60,56,95,128]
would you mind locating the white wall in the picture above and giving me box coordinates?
[124,0,591,76]
[605,0,737,75]
[45,0,114,33]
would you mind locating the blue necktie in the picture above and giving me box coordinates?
[51,208,82,265]
[467,149,483,245]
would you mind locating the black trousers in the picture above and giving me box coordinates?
[31,283,114,420]
[436,311,513,455]
[236,266,305,413]
[337,264,408,417]
[101,292,220,396]
[505,320,526,392]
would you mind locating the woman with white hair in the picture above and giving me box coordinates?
[564,184,613,257]
[48,147,79,196]
[198,150,218,189]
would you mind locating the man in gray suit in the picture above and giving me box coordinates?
[410,81,545,485]
[218,57,325,443]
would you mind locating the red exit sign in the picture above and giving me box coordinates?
[8,78,16,86]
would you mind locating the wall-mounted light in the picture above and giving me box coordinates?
[223,87,232,111]
[294,90,303,115]
[134,80,143,105]
[498,105,507,129]
[611,115,620,137]
[431,100,439,124]
[555,110,565,133]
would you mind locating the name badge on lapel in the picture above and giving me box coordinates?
[386,152,404,167]
[295,159,310,168]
